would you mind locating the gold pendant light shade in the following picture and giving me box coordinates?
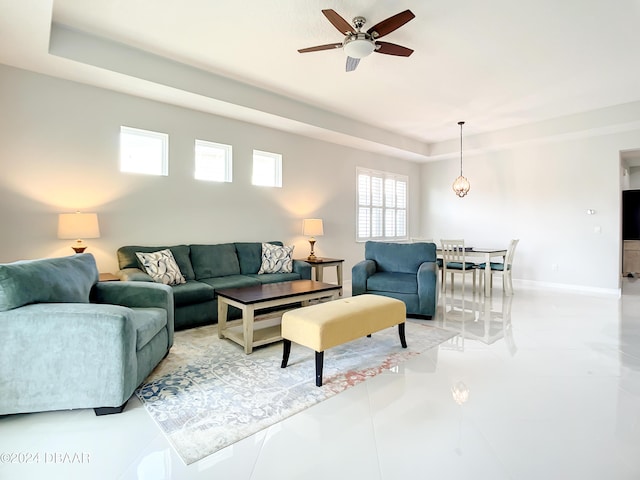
[452,175,470,198]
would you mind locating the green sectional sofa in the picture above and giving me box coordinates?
[116,241,312,330]
[0,254,174,415]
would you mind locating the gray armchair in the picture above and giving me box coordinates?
[352,241,439,319]
[0,254,173,416]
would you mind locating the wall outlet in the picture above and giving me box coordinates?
[552,263,559,272]
[594,226,601,234]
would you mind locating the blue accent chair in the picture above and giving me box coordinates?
[352,241,439,319]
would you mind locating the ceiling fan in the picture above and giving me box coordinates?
[298,9,415,72]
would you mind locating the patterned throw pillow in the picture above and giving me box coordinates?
[135,249,186,286]
[258,243,294,274]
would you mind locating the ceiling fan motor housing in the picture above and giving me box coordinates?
[352,16,367,30]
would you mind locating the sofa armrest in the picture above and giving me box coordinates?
[117,267,153,282]
[293,260,312,280]
[417,261,439,316]
[351,259,377,296]
[91,282,174,347]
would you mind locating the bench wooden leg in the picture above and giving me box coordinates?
[315,351,324,387]
[398,322,407,348]
[281,339,292,368]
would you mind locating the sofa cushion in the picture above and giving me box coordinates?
[235,241,282,274]
[199,275,261,292]
[0,254,98,312]
[171,281,215,307]
[129,307,167,351]
[365,241,436,274]
[118,245,195,281]
[135,249,186,286]
[366,272,418,294]
[258,243,294,274]
[190,244,240,280]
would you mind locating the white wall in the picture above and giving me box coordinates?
[627,167,640,190]
[420,130,640,292]
[0,65,421,278]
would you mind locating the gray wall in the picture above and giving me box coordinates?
[0,65,421,279]
[2,63,639,292]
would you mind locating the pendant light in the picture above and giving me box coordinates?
[452,121,470,198]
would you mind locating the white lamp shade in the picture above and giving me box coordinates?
[58,212,100,239]
[302,218,324,237]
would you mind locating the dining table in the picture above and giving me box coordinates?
[437,247,508,296]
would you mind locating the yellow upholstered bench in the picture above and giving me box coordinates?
[281,294,407,386]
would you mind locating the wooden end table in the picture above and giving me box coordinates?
[217,280,341,354]
[297,257,344,293]
[99,273,119,282]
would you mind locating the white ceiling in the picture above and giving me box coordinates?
[2,0,640,161]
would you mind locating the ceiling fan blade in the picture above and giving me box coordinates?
[367,9,415,38]
[375,41,414,57]
[298,43,343,53]
[322,9,355,34]
[346,56,360,72]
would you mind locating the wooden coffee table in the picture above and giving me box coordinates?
[217,280,342,354]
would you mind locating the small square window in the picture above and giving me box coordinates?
[252,150,282,187]
[195,139,232,182]
[120,126,168,176]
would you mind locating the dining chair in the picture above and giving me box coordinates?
[440,239,477,294]
[478,239,519,295]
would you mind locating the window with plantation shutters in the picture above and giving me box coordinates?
[356,167,408,241]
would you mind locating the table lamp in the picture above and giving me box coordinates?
[58,212,101,253]
[302,218,323,260]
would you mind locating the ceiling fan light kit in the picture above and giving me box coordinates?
[298,9,415,72]
[343,35,375,59]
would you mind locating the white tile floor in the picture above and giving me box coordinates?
[2,279,640,480]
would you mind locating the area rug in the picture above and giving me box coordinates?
[136,320,455,464]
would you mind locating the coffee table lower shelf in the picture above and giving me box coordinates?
[220,316,283,350]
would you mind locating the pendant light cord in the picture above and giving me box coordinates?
[458,121,465,176]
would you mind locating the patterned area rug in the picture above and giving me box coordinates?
[136,320,455,464]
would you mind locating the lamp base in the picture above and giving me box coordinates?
[71,239,88,254]
[307,239,317,261]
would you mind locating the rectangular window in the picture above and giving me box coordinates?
[195,139,232,182]
[252,150,282,187]
[119,126,168,176]
[356,167,408,241]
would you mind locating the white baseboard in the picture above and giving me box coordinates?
[513,279,621,297]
